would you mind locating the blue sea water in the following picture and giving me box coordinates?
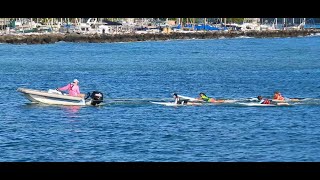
[1,36,320,162]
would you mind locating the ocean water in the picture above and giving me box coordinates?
[1,36,320,162]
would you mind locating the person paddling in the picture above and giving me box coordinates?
[273,91,285,101]
[197,92,225,103]
[173,93,189,105]
[273,91,301,102]
[257,96,271,104]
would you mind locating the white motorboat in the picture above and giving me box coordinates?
[17,88,104,106]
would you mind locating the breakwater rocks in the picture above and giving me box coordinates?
[1,30,320,44]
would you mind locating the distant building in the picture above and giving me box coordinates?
[98,20,123,34]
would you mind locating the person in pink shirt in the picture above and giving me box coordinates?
[56,79,85,98]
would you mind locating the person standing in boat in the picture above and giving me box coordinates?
[56,79,85,98]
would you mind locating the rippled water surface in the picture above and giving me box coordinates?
[1,36,320,161]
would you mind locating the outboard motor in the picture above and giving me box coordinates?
[86,91,104,106]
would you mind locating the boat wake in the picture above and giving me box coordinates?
[18,89,320,107]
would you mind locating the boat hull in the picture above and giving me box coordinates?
[18,88,87,106]
[22,93,86,106]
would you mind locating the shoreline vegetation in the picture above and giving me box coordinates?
[1,29,320,44]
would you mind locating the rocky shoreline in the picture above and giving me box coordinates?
[1,29,320,44]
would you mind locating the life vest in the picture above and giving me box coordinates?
[278,94,284,100]
[200,95,210,102]
[262,99,271,104]
[274,93,284,100]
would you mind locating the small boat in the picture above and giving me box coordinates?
[17,88,104,106]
